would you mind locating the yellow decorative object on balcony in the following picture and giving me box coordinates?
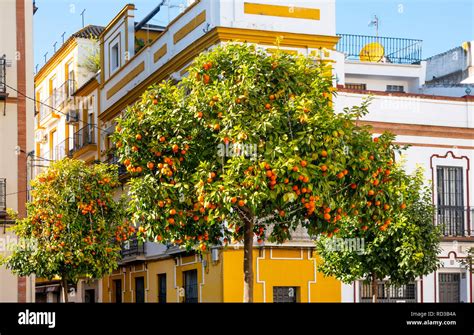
[359,42,384,62]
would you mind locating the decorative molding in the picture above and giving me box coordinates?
[173,10,207,44]
[244,2,320,20]
[106,61,145,99]
[153,44,168,63]
[358,120,474,140]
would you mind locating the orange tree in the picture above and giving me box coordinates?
[113,43,411,302]
[316,167,441,302]
[1,159,129,302]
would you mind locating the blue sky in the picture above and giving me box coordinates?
[34,0,473,70]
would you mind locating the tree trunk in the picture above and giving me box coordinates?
[61,276,69,303]
[236,206,254,303]
[371,272,378,303]
[243,217,254,303]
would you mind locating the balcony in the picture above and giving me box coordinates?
[38,80,76,124]
[121,236,145,259]
[70,125,96,156]
[38,96,60,123]
[55,79,76,107]
[336,34,422,65]
[0,57,7,100]
[435,206,474,238]
[53,138,72,161]
[0,178,6,212]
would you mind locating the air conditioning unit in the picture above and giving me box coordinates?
[66,110,79,123]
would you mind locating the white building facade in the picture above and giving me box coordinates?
[334,35,474,303]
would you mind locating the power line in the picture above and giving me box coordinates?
[5,83,109,134]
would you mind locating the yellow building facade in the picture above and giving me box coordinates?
[102,247,340,303]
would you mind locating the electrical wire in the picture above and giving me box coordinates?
[5,83,109,134]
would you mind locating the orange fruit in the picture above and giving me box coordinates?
[136,134,142,140]
[321,150,328,157]
[265,103,271,110]
[147,162,154,170]
[300,160,307,167]
[321,165,327,172]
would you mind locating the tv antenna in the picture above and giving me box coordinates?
[368,15,380,37]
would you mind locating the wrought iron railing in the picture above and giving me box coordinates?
[71,124,95,154]
[0,58,6,94]
[55,79,76,107]
[39,96,53,121]
[435,206,473,237]
[53,138,71,161]
[359,281,417,303]
[336,34,422,64]
[121,236,145,257]
[0,178,6,211]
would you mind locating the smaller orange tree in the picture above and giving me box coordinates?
[1,159,130,302]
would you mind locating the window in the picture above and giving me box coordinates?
[49,75,58,108]
[439,273,460,303]
[0,178,6,211]
[111,43,119,71]
[135,276,145,303]
[158,274,167,303]
[345,83,367,90]
[437,166,464,236]
[273,287,298,303]
[183,270,198,303]
[359,281,416,302]
[50,129,58,161]
[386,85,404,92]
[112,279,122,303]
[84,289,95,303]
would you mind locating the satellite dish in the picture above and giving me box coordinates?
[359,42,385,62]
